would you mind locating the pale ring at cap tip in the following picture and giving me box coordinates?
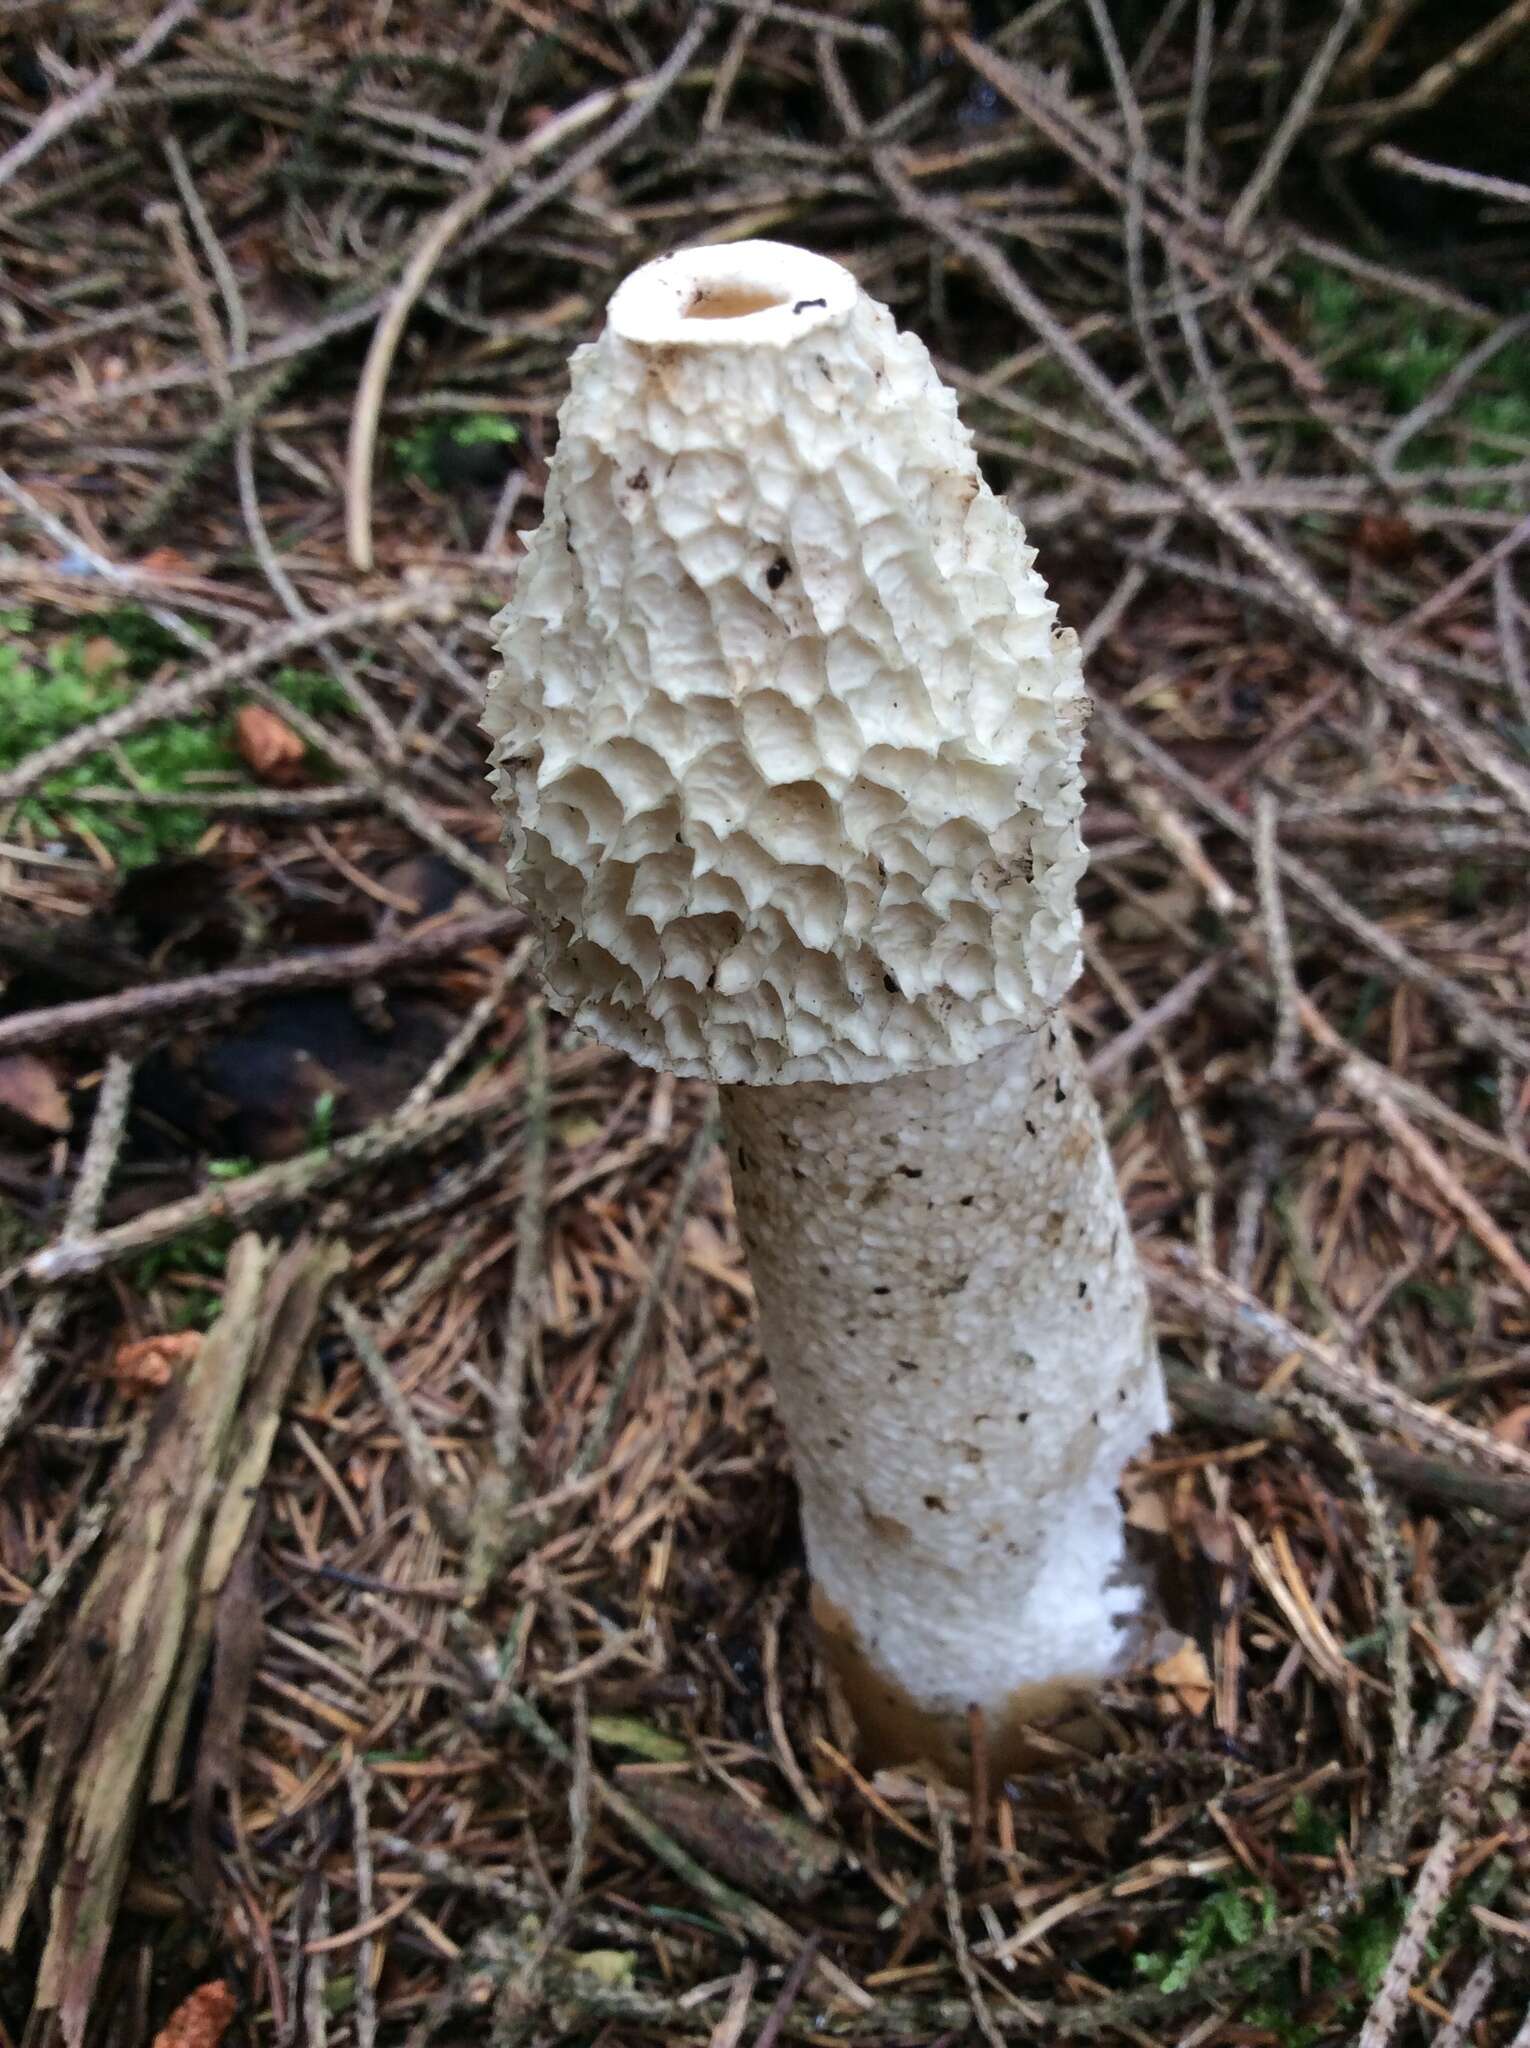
[606,239,859,351]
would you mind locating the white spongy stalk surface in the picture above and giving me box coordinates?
[720,1022,1168,1718]
[485,241,1088,1085]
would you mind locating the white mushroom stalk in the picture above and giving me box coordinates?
[484,241,1168,1774]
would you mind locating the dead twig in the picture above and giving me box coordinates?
[346,12,717,569]
[22,1065,528,1287]
[0,1053,135,1455]
[0,911,524,1059]
[0,0,206,195]
[1151,1251,1530,1479]
[1358,1544,1530,2047]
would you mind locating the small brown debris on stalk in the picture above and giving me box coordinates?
[151,1982,236,2048]
[0,1053,70,1135]
[235,704,306,785]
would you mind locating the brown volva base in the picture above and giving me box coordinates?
[811,1587,1113,1783]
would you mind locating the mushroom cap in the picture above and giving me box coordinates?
[484,241,1088,1085]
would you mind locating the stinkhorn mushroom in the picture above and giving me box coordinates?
[484,241,1168,1774]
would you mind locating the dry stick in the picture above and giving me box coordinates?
[1152,1250,1530,1478]
[876,155,1530,830]
[752,1936,821,2048]
[569,1114,720,1482]
[703,4,764,131]
[463,1000,548,1602]
[164,130,314,641]
[1165,1366,1530,1524]
[240,674,506,901]
[1434,1958,1496,2048]
[0,1053,136,1455]
[511,1581,594,2001]
[708,0,898,50]
[1231,793,1304,1334]
[1358,1543,1530,2048]
[0,909,523,1059]
[494,1688,870,2009]
[1385,508,1530,644]
[1079,0,1176,413]
[147,199,229,401]
[1297,997,1528,1178]
[331,1293,467,1546]
[398,941,532,1119]
[162,132,246,359]
[35,782,368,815]
[1085,949,1233,1084]
[1369,143,1530,213]
[346,8,717,570]
[0,1430,148,1692]
[235,433,403,764]
[346,1758,379,2048]
[0,465,201,656]
[1494,560,1530,730]
[1380,324,1530,477]
[0,586,456,806]
[1335,1058,1530,1300]
[1333,0,1530,157]
[22,1065,526,1287]
[1284,1389,1413,1838]
[1097,723,1246,919]
[1093,692,1530,1068]
[933,1802,1019,2048]
[1224,0,1366,243]
[1255,794,1302,1089]
[0,0,205,195]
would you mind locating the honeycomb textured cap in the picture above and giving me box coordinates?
[484,240,1089,1085]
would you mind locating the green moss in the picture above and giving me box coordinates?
[1131,1870,1407,2048]
[1292,257,1530,501]
[1134,1881,1277,1996]
[0,610,341,867]
[393,411,520,485]
[129,1227,234,1292]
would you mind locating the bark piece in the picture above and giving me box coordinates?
[0,1235,345,2045]
[622,1779,841,1904]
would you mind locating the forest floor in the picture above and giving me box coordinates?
[2,4,1530,2044]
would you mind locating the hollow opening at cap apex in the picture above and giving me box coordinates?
[684,285,787,319]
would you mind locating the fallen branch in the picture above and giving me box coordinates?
[1151,1251,1530,1480]
[23,1065,528,1287]
[1166,1364,1530,1524]
[0,0,206,195]
[0,910,524,1058]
